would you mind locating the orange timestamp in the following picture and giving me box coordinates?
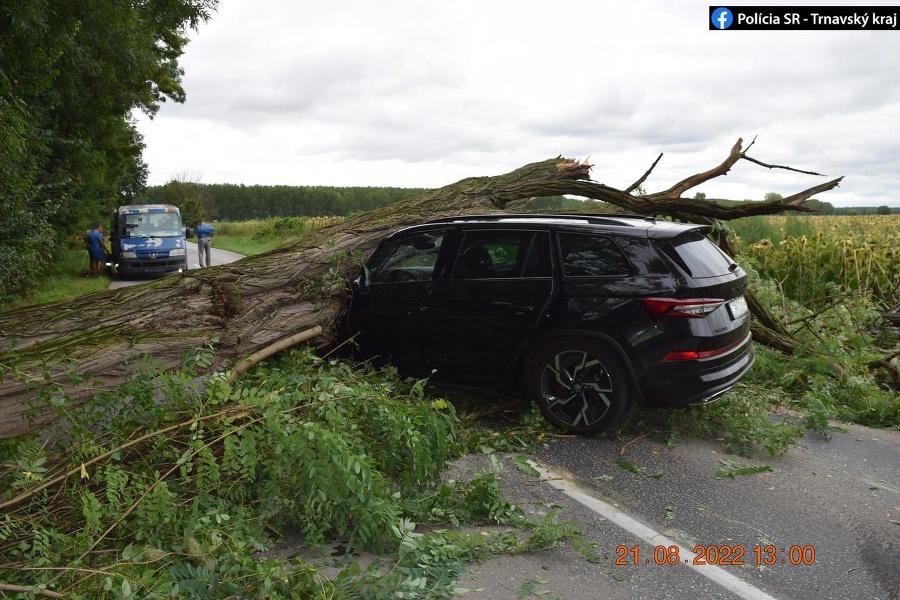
[615,544,816,566]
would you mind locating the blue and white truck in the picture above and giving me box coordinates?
[109,204,193,278]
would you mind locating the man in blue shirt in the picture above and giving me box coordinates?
[85,222,108,277]
[197,219,214,268]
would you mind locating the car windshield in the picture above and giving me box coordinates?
[122,213,182,238]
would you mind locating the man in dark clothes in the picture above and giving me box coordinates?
[85,222,108,277]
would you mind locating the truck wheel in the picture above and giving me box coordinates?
[526,337,631,435]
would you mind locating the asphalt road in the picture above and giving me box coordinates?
[107,241,244,289]
[456,421,900,600]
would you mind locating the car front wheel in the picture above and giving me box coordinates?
[526,337,631,435]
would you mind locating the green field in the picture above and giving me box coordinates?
[732,214,900,308]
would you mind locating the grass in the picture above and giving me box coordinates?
[209,234,283,255]
[3,247,109,310]
[2,221,298,311]
[209,217,344,255]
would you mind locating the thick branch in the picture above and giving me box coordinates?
[650,137,746,199]
[780,177,845,206]
[554,178,843,220]
[0,584,63,599]
[868,350,900,390]
[227,326,323,382]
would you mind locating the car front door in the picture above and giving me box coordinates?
[353,228,451,376]
[424,229,554,391]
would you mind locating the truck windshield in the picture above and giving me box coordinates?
[122,213,182,238]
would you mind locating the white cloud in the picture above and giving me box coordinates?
[136,0,900,206]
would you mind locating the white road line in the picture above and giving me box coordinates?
[862,480,900,496]
[529,460,781,600]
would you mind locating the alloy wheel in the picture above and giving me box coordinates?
[540,350,613,428]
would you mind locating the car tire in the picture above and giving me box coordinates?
[526,337,631,435]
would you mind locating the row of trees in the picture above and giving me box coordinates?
[142,182,432,223]
[835,205,897,215]
[146,181,895,227]
[0,0,218,302]
[758,194,897,215]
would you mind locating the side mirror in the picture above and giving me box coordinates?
[355,268,369,292]
[184,227,194,238]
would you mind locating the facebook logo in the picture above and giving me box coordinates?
[711,7,733,29]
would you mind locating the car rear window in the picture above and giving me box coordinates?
[558,233,631,277]
[661,232,736,278]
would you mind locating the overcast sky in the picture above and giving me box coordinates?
[135,1,900,207]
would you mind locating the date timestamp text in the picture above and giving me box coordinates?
[615,544,816,566]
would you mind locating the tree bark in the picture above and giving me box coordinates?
[0,139,842,437]
[883,300,900,324]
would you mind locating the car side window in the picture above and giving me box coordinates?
[452,231,550,279]
[367,230,447,283]
[559,233,631,277]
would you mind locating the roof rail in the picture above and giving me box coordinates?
[425,213,650,227]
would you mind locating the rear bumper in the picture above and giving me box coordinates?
[637,333,755,408]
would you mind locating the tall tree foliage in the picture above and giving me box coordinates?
[0,92,51,302]
[0,0,218,301]
[143,183,432,220]
[162,176,209,227]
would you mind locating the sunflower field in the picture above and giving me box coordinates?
[733,214,900,309]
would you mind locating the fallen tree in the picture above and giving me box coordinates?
[0,138,843,437]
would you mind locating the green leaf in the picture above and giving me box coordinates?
[715,459,773,479]
[616,458,663,479]
[513,455,541,477]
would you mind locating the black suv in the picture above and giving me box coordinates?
[342,214,754,434]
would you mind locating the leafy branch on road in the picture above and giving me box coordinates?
[0,348,594,598]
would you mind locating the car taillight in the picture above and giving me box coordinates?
[641,297,725,322]
[663,333,751,361]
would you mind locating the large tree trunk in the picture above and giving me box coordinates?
[0,139,841,437]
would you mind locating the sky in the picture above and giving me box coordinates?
[135,1,900,207]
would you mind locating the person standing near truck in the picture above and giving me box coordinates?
[85,222,109,277]
[197,219,214,268]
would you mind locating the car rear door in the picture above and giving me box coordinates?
[423,229,554,391]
